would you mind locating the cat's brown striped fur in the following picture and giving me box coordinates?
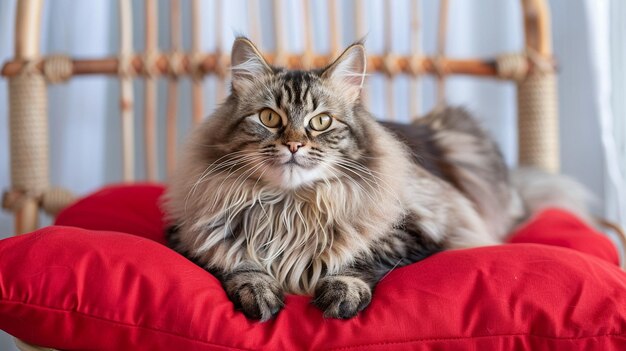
[164,38,523,321]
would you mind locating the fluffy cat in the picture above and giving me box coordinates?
[163,37,581,321]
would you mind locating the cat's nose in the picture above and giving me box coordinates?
[284,141,303,154]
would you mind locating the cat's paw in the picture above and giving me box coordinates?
[223,271,284,322]
[313,276,372,319]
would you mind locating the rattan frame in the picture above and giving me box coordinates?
[0,1,617,350]
[1,0,559,235]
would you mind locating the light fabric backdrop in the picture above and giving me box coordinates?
[0,0,624,348]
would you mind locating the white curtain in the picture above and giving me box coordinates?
[0,0,624,347]
[607,0,626,248]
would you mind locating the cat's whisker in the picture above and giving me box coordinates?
[186,150,257,196]
[333,162,379,191]
[327,159,383,196]
[228,158,273,207]
[336,156,397,179]
[252,163,273,217]
[212,155,271,213]
[320,162,374,210]
[222,165,266,238]
[378,258,404,282]
[326,164,382,207]
[198,158,264,216]
[335,157,402,203]
[203,153,265,177]
[189,141,251,149]
[184,152,264,213]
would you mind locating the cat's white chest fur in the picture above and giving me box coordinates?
[189,180,401,294]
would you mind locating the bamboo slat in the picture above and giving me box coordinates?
[144,0,158,181]
[215,0,226,103]
[273,0,286,67]
[384,2,395,120]
[409,0,421,118]
[436,0,449,105]
[328,0,341,57]
[166,0,181,177]
[118,0,135,182]
[190,0,203,125]
[354,0,365,41]
[248,0,262,45]
[302,0,313,68]
[354,0,370,108]
[14,0,42,59]
[521,0,552,56]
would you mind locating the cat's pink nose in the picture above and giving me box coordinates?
[285,141,303,154]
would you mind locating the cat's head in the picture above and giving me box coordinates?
[215,37,373,189]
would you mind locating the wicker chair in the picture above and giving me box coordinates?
[0,0,585,349]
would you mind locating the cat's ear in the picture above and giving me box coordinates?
[321,43,367,102]
[230,37,273,93]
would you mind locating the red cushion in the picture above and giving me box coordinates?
[1,184,625,350]
[55,183,167,244]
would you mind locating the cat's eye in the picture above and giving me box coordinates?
[309,114,332,131]
[259,108,282,128]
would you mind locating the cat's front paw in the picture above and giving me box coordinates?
[223,271,284,322]
[313,276,372,319]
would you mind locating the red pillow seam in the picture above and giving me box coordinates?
[0,300,253,351]
[3,299,625,350]
[327,333,626,350]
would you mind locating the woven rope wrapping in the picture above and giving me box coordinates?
[42,55,73,83]
[142,51,160,78]
[496,53,529,81]
[188,52,204,81]
[517,70,560,172]
[2,187,75,216]
[9,65,49,197]
[407,55,422,76]
[118,53,136,78]
[382,53,401,77]
[215,53,230,79]
[167,51,185,77]
[40,187,75,216]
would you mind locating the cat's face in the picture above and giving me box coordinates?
[220,38,370,189]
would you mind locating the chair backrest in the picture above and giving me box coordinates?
[1,0,558,234]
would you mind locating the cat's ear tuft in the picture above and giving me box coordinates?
[322,44,367,102]
[230,37,273,93]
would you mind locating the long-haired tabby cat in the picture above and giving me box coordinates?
[164,37,590,321]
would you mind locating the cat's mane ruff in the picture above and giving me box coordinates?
[164,111,498,294]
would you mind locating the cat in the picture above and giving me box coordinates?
[163,37,588,321]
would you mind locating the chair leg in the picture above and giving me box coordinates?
[14,338,58,351]
[13,198,39,235]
